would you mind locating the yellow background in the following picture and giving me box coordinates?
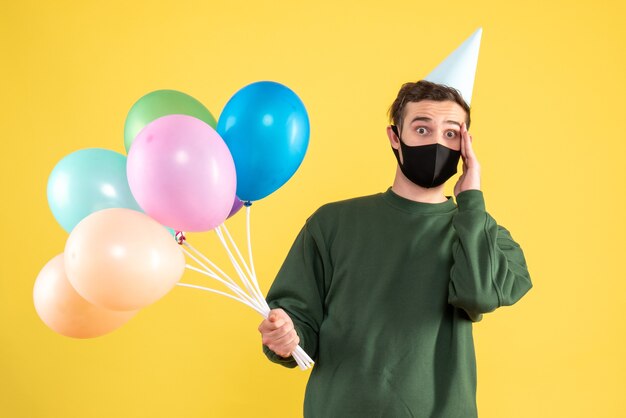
[1,0,625,417]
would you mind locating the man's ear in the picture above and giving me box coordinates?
[387,125,400,150]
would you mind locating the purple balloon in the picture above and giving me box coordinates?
[227,197,244,219]
[127,115,237,232]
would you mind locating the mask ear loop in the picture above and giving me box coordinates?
[390,124,405,167]
[391,125,406,149]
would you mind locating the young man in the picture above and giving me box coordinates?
[258,80,532,417]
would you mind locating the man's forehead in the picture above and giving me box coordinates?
[403,100,466,120]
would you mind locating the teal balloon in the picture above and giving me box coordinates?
[47,148,143,233]
[217,81,310,201]
[124,90,217,153]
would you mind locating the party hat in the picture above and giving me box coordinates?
[424,28,482,105]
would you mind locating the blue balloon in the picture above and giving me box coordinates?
[217,81,310,201]
[47,148,143,232]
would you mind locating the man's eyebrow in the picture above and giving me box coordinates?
[409,116,432,124]
[409,116,462,127]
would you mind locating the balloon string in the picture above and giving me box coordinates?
[219,223,265,306]
[242,206,313,370]
[215,226,266,307]
[221,221,314,370]
[181,246,259,308]
[183,241,310,369]
[183,263,261,309]
[245,205,261,299]
[217,224,264,305]
[220,223,256,284]
[213,224,313,370]
[293,346,313,369]
[183,240,259,306]
[176,220,315,370]
[175,282,266,317]
[183,241,239,290]
[182,248,254,302]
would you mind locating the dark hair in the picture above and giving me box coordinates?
[388,80,471,130]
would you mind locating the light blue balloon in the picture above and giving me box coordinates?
[47,148,143,232]
[217,81,310,202]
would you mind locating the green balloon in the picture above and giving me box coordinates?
[124,90,217,152]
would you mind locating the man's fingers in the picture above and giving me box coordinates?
[460,123,467,159]
[461,123,479,168]
[464,137,479,170]
[465,134,476,158]
[259,318,285,334]
[269,333,300,358]
[264,310,288,329]
[264,328,299,356]
[265,322,295,342]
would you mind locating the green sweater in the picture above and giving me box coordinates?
[263,188,532,417]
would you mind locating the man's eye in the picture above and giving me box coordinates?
[416,127,428,135]
[445,130,458,138]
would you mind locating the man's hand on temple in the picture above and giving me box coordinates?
[454,122,481,197]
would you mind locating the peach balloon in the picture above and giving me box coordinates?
[33,254,137,338]
[65,208,185,311]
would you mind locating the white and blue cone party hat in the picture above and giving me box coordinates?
[424,28,482,106]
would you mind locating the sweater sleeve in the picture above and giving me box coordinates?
[262,218,327,368]
[448,190,533,322]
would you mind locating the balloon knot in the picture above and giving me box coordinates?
[175,231,186,245]
[243,201,252,207]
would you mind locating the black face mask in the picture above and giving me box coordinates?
[391,125,461,188]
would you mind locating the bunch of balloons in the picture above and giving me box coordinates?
[36,82,310,339]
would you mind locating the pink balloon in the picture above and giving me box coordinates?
[127,115,237,232]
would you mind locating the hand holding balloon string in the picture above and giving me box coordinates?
[176,207,314,369]
[175,205,314,370]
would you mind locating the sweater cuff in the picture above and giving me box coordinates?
[262,345,298,368]
[455,189,485,211]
